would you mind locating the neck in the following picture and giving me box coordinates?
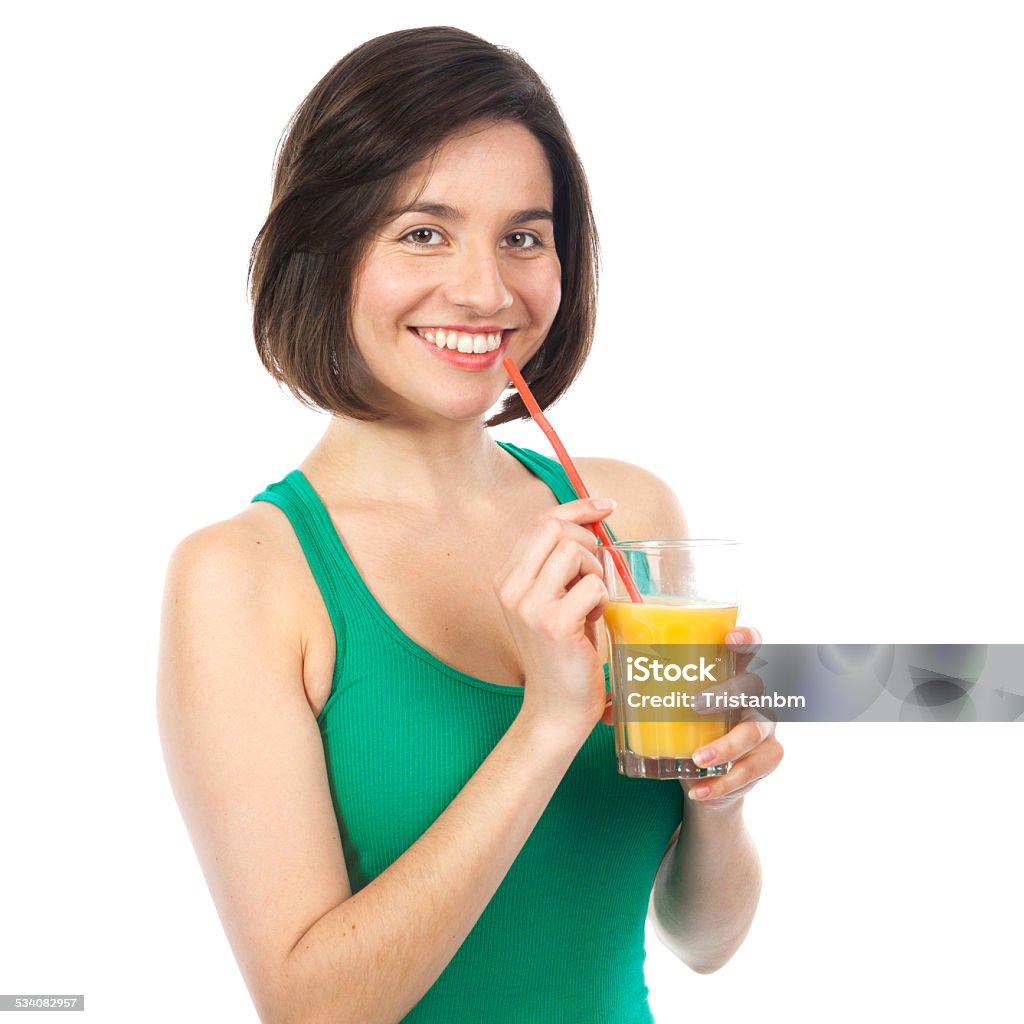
[301,415,513,515]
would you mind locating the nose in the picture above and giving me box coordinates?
[442,246,514,317]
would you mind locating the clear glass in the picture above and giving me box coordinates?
[600,540,741,780]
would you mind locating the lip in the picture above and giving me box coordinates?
[413,325,507,334]
[408,327,513,371]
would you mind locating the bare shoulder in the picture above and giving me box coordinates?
[574,456,689,541]
[163,501,325,641]
[157,506,309,725]
[160,501,337,719]
[167,501,304,580]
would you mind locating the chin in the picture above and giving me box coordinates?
[438,386,510,422]
[436,399,502,423]
[380,385,504,425]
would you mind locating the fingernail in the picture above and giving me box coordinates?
[690,785,711,800]
[693,747,716,766]
[726,630,746,646]
[592,498,616,511]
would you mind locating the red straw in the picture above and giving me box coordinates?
[502,357,644,605]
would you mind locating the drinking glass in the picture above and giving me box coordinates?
[600,540,740,780]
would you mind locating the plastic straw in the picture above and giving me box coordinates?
[502,358,644,605]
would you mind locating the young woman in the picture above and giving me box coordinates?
[157,26,782,1024]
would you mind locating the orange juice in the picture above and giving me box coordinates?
[603,598,738,759]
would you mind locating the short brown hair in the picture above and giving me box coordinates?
[248,26,599,426]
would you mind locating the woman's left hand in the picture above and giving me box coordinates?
[681,627,784,811]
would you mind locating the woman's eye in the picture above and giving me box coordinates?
[403,227,444,246]
[503,231,541,250]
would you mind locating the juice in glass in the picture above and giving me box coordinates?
[600,539,740,779]
[604,597,738,760]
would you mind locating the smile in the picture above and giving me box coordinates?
[412,327,505,354]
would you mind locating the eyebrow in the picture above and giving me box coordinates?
[386,201,554,225]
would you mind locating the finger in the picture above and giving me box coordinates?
[534,498,616,534]
[725,626,762,674]
[687,734,783,802]
[530,538,604,605]
[690,714,775,771]
[495,504,608,599]
[687,777,761,805]
[540,572,609,637]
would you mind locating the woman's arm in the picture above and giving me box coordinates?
[158,500,612,1024]
[576,457,776,973]
[279,709,584,1024]
[656,682,781,972]
[649,800,762,973]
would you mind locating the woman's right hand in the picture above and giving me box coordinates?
[492,497,616,738]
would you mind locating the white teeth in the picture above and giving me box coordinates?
[416,328,504,353]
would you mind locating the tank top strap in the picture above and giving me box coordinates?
[495,440,621,544]
[250,446,621,660]
[250,471,349,662]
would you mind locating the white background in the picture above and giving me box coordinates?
[2,2,1021,1022]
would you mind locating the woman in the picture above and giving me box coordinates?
[157,26,782,1024]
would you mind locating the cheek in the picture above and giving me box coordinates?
[351,269,398,328]
[351,256,434,329]
[533,261,563,324]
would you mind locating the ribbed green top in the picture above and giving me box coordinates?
[251,440,683,1023]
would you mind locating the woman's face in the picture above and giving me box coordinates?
[349,121,562,423]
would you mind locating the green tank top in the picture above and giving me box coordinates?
[251,440,683,1024]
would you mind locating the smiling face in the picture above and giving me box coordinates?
[348,121,562,422]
